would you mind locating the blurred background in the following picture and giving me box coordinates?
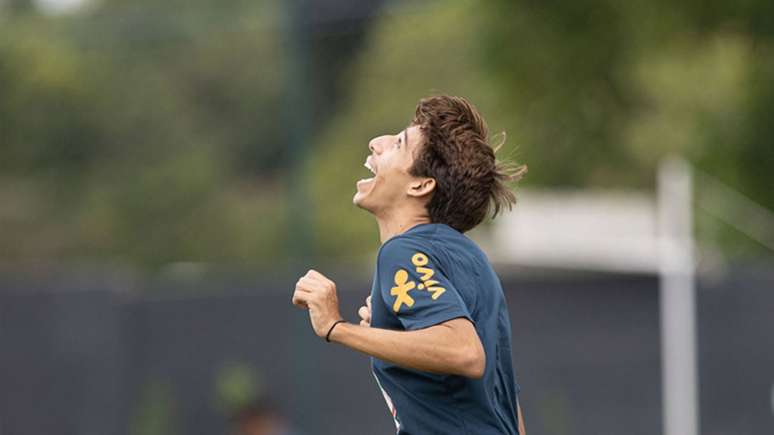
[1,0,773,434]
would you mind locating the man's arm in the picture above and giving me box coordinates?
[292,269,485,379]
[330,318,485,378]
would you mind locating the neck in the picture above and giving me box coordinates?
[375,209,431,244]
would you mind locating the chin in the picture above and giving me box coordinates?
[353,192,373,212]
[354,178,378,212]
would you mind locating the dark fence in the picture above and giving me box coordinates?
[0,266,771,435]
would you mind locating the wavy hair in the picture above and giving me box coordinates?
[409,95,527,233]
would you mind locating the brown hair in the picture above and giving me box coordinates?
[410,95,527,233]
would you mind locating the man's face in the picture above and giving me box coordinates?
[353,125,425,214]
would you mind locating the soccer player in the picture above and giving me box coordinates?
[291,95,527,434]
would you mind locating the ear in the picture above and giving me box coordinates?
[407,177,435,198]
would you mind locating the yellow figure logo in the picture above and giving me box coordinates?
[391,269,416,312]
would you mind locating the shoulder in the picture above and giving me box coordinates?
[377,234,438,268]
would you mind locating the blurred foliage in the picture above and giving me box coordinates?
[130,381,178,435]
[1,0,772,268]
[309,0,774,260]
[213,361,261,414]
[1,0,288,267]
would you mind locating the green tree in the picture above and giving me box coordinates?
[0,1,290,268]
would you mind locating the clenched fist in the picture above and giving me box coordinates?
[291,269,344,339]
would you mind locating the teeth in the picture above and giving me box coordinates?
[364,161,376,174]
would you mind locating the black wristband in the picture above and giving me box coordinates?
[325,319,346,342]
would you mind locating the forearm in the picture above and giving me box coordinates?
[329,321,482,377]
[290,270,483,377]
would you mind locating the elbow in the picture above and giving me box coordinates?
[457,343,486,379]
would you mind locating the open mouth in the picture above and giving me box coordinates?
[358,156,377,185]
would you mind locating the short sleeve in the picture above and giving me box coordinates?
[377,237,472,330]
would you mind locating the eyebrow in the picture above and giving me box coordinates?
[403,129,408,149]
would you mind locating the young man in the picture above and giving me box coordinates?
[291,96,527,434]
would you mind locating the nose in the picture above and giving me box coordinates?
[368,135,386,155]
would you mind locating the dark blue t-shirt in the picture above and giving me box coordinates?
[370,223,521,435]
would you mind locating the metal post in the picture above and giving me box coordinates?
[282,0,319,431]
[284,0,314,262]
[658,157,699,435]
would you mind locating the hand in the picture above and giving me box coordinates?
[358,295,372,327]
[291,269,343,338]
